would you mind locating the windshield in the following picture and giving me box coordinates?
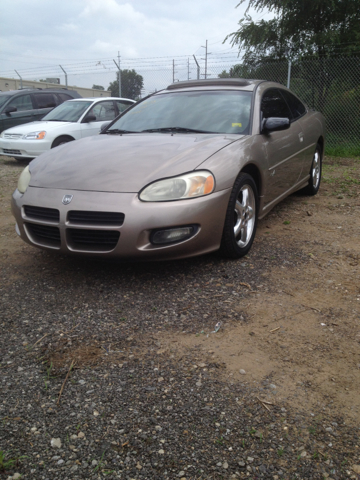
[42,100,93,122]
[107,90,252,135]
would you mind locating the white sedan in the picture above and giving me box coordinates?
[0,97,135,160]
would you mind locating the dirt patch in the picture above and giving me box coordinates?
[157,155,360,423]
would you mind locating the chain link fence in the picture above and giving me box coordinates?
[122,55,359,153]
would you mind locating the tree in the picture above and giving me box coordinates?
[92,84,104,90]
[226,0,360,61]
[108,69,144,100]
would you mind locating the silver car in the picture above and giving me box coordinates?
[12,78,325,260]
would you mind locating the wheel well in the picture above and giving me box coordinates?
[51,135,75,148]
[240,164,262,196]
[317,136,324,157]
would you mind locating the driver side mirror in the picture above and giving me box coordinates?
[261,117,290,134]
[83,114,97,123]
[4,106,17,115]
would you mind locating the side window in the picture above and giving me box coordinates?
[280,90,306,121]
[89,101,116,121]
[34,93,57,109]
[57,93,73,103]
[261,89,291,120]
[7,94,33,111]
[116,100,133,114]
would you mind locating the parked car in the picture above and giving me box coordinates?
[0,88,81,134]
[0,97,135,160]
[12,78,325,260]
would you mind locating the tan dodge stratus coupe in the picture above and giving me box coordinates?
[12,78,325,260]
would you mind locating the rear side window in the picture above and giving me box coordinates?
[280,90,306,120]
[7,94,33,111]
[57,93,73,103]
[261,89,291,119]
[33,93,57,109]
[116,100,133,114]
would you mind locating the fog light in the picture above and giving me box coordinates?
[151,225,197,245]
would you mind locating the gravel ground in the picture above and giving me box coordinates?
[1,155,360,479]
[1,250,360,480]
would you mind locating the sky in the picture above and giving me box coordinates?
[0,0,269,94]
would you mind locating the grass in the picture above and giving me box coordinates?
[0,450,27,472]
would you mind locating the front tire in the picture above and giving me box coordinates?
[220,173,258,259]
[303,143,322,195]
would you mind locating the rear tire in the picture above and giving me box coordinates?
[302,143,322,195]
[51,136,74,148]
[220,173,258,259]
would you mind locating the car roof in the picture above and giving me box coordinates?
[0,88,79,97]
[67,97,135,102]
[166,78,268,92]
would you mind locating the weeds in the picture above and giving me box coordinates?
[0,450,27,472]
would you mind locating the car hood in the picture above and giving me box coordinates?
[29,133,241,192]
[4,121,74,134]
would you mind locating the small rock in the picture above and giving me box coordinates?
[17,367,24,372]
[269,384,277,389]
[196,381,202,387]
[352,465,360,474]
[300,450,307,457]
[239,369,246,375]
[223,461,229,469]
[57,459,64,465]
[158,377,164,382]
[158,449,165,454]
[136,462,142,470]
[155,425,162,431]
[93,410,99,416]
[51,438,62,449]
[12,474,22,480]
[178,471,185,477]
[77,431,85,438]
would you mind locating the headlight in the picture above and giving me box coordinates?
[17,165,31,193]
[139,171,215,202]
[23,131,46,140]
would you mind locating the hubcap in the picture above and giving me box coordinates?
[312,150,320,188]
[233,185,255,248]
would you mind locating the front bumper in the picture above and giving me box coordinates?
[0,138,51,159]
[11,186,232,260]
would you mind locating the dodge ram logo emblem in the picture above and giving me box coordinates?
[62,194,73,205]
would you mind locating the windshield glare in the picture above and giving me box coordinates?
[108,91,252,134]
[42,100,93,122]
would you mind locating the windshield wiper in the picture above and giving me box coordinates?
[105,128,138,134]
[141,127,215,134]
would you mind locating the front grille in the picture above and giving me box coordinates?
[3,149,21,155]
[67,229,120,251]
[24,205,60,223]
[4,133,22,139]
[25,223,60,248]
[67,211,125,226]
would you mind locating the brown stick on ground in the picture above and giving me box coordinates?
[57,360,75,405]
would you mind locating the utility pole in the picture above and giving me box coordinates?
[187,58,190,80]
[172,60,178,83]
[15,70,23,89]
[193,55,200,80]
[59,65,68,87]
[113,52,121,97]
[201,40,211,79]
